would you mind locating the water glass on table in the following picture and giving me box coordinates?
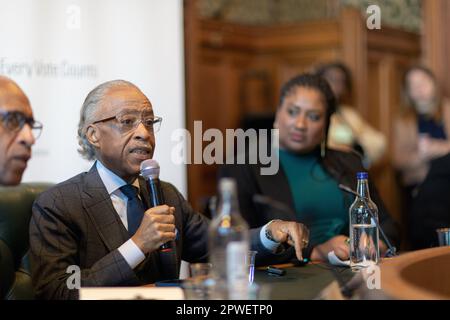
[182,263,213,300]
[247,250,257,284]
[190,262,212,280]
[436,228,450,246]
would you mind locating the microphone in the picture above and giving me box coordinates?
[338,184,397,257]
[252,194,354,298]
[140,159,172,252]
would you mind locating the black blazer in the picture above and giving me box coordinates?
[29,165,273,300]
[219,148,400,262]
[409,153,450,249]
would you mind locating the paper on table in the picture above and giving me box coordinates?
[327,251,350,267]
[79,287,184,300]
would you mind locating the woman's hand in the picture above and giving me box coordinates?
[310,235,350,261]
[418,135,450,161]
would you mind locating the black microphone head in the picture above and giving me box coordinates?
[140,159,160,179]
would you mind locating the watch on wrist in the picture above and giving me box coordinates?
[265,219,281,243]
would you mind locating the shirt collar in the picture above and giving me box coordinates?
[96,160,139,195]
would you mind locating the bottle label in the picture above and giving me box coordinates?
[227,241,249,299]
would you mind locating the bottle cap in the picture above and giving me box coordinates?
[357,172,368,180]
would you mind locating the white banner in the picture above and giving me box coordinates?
[0,0,186,194]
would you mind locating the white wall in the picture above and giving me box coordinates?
[0,0,186,195]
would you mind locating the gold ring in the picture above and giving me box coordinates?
[301,239,309,247]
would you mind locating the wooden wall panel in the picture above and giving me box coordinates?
[185,2,421,240]
[366,49,420,247]
[422,0,450,98]
[340,7,368,118]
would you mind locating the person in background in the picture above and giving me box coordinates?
[316,62,386,168]
[393,65,450,249]
[29,79,309,299]
[0,76,41,185]
[220,73,400,263]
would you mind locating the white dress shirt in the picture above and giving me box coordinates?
[96,161,146,269]
[96,160,281,270]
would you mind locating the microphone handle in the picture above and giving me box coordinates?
[148,177,164,207]
[147,177,172,251]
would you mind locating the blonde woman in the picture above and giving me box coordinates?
[393,65,450,249]
[316,62,386,168]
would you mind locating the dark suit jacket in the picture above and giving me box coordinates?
[409,153,450,249]
[29,165,272,300]
[219,148,400,263]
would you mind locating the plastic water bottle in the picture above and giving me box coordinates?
[349,172,380,271]
[208,178,250,299]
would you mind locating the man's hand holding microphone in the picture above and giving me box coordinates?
[131,205,176,254]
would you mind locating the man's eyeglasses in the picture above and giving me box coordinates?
[0,110,43,139]
[92,110,162,134]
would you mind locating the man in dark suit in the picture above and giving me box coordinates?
[0,76,42,299]
[29,80,308,300]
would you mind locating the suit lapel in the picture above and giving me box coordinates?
[137,176,180,280]
[253,163,297,221]
[249,140,297,221]
[82,165,129,252]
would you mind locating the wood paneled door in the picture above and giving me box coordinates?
[184,1,421,244]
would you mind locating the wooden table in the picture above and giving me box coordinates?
[379,246,450,299]
[253,262,354,299]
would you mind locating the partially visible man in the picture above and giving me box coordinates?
[29,80,308,300]
[0,76,42,185]
[0,76,41,299]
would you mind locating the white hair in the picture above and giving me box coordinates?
[77,79,140,160]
